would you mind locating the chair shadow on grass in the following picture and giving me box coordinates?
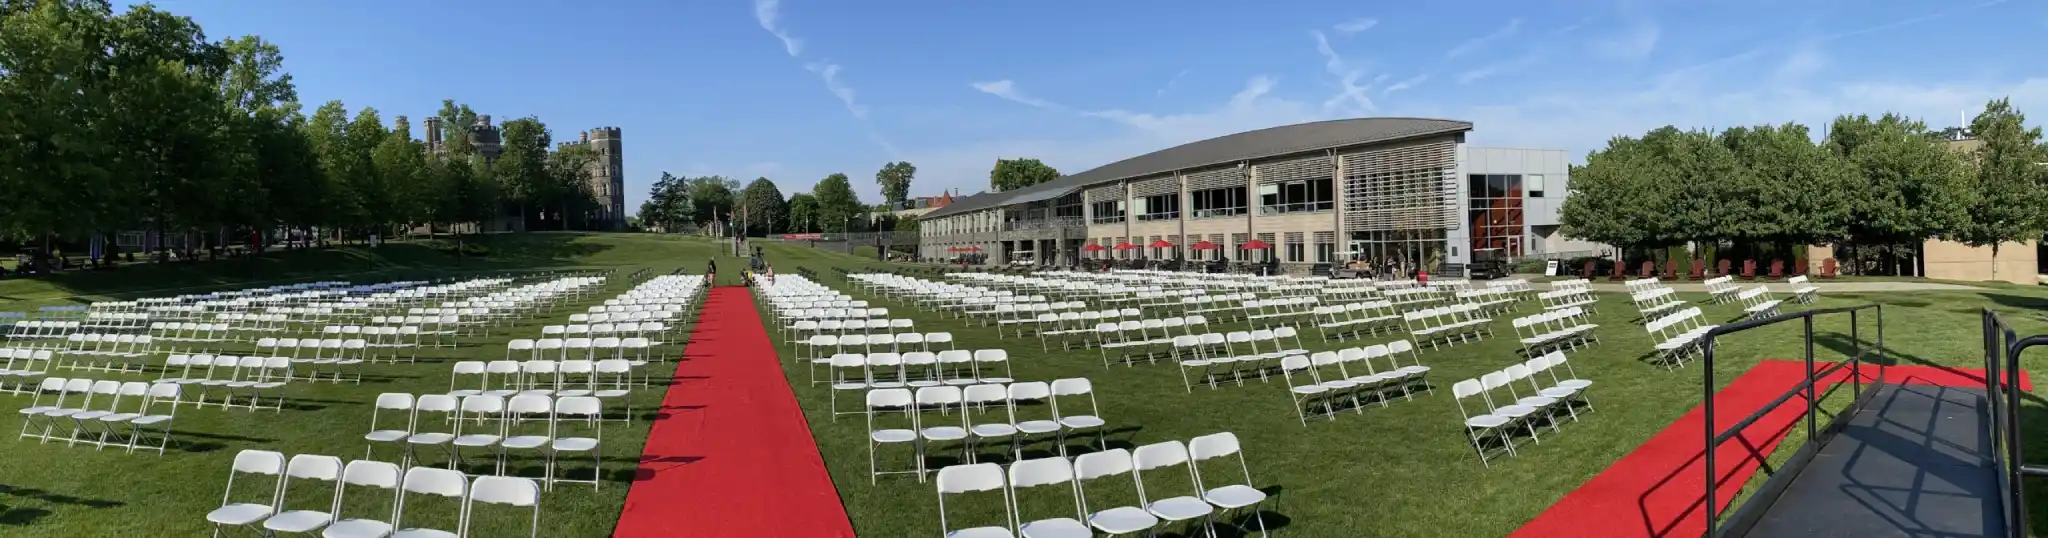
[0,482,125,526]
[637,404,706,421]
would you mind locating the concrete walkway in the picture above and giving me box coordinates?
[1573,280,1984,293]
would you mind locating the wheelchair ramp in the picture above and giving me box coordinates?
[1737,384,2006,538]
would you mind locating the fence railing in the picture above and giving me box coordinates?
[1703,304,1885,537]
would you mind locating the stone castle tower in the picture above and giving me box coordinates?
[420,115,504,167]
[558,127,627,229]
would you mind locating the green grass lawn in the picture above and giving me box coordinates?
[0,233,748,537]
[6,233,2048,537]
[754,242,2048,537]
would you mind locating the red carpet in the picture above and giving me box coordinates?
[612,287,855,538]
[1512,361,2026,538]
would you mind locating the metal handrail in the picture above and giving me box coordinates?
[1702,303,1885,537]
[1985,308,2048,537]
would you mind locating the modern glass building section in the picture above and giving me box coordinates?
[916,118,1604,275]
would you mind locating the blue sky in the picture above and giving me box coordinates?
[145,0,2048,210]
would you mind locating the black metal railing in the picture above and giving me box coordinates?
[1984,308,2048,537]
[1703,304,1885,537]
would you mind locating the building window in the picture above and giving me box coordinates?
[1527,174,1546,197]
[1089,200,1125,224]
[1137,193,1180,221]
[1190,186,1246,218]
[1313,231,1336,264]
[1466,174,1525,257]
[1230,233,1250,261]
[1258,178,1334,215]
[1256,233,1278,263]
[1284,232,1305,263]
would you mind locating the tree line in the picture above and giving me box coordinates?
[0,0,608,263]
[1559,98,2048,275]
[637,155,1070,237]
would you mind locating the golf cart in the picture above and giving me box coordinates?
[1468,248,1510,279]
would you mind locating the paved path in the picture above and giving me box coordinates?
[1572,280,1984,293]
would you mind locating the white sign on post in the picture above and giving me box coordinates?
[1544,260,1559,276]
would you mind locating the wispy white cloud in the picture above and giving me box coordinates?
[1775,41,1827,79]
[1555,18,1590,35]
[1823,0,2012,42]
[970,80,1063,110]
[1157,69,1190,96]
[750,0,802,57]
[1590,21,1660,61]
[1457,53,1540,84]
[1446,18,1523,58]
[1383,74,1429,96]
[806,62,866,119]
[1310,30,1376,114]
[1333,18,1378,35]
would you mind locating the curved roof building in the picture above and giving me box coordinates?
[917,117,1599,274]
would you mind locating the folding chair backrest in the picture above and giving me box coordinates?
[465,475,542,537]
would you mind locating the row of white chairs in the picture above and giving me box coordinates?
[1166,330,1327,389]
[1646,307,1718,370]
[365,392,605,488]
[209,451,542,538]
[933,433,1270,538]
[1402,303,1494,349]
[800,332,957,364]
[1311,301,1403,341]
[1451,352,1595,466]
[1511,306,1600,357]
[449,359,641,403]
[820,349,1013,400]
[1538,287,1600,313]
[865,379,1106,483]
[16,377,181,453]
[1273,342,1431,422]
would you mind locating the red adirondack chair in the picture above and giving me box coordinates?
[1661,260,1678,279]
[1689,259,1706,280]
[1793,257,1808,276]
[1741,259,1758,280]
[1610,262,1626,281]
[1768,260,1785,278]
[1638,261,1655,278]
[1581,260,1596,278]
[1717,259,1732,277]
[1820,258,1839,278]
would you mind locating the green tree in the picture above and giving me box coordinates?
[741,177,789,235]
[0,0,119,243]
[813,172,864,233]
[688,176,740,225]
[372,117,428,233]
[876,161,916,205]
[990,158,1061,192]
[1825,113,1975,274]
[546,142,602,230]
[436,99,478,156]
[1717,123,1852,248]
[786,192,819,233]
[1956,98,2048,280]
[637,172,691,232]
[495,117,554,228]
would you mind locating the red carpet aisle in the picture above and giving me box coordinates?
[1512,361,2025,538]
[612,287,855,538]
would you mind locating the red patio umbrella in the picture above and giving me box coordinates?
[1148,239,1176,249]
[1240,239,1272,250]
[1112,242,1137,250]
[946,246,962,252]
[1190,240,1220,251]
[963,245,983,252]
[1081,243,1107,252]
